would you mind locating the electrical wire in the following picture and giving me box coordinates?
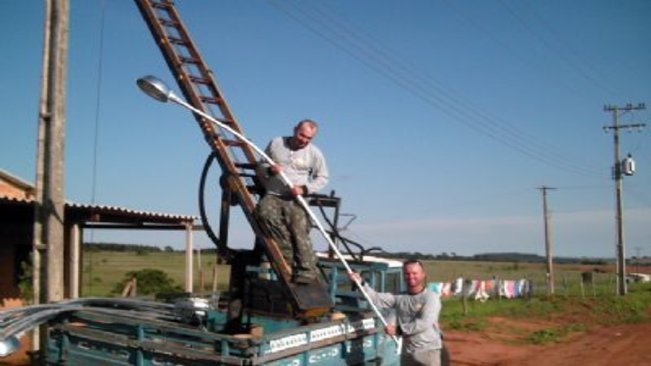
[498,0,624,99]
[87,0,106,295]
[266,0,604,178]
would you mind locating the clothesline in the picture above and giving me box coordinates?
[428,278,533,302]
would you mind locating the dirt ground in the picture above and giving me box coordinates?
[444,318,651,366]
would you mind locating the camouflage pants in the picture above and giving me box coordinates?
[256,195,317,279]
[402,348,441,366]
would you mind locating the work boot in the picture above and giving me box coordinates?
[292,272,316,285]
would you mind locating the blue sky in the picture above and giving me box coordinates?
[1,0,649,258]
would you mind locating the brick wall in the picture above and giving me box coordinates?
[0,172,34,200]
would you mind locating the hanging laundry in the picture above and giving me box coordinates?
[452,277,464,296]
[428,282,443,294]
[474,280,490,302]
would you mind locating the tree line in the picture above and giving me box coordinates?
[86,243,618,265]
[84,242,174,253]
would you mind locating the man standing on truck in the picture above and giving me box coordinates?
[349,259,443,366]
[256,119,329,284]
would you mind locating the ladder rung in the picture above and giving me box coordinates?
[222,139,244,147]
[200,95,223,105]
[234,163,258,170]
[168,36,187,45]
[179,56,200,64]
[151,2,171,10]
[189,75,211,84]
[159,18,179,28]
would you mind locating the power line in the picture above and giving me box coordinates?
[497,0,623,98]
[441,0,607,105]
[87,0,106,296]
[91,0,105,207]
[306,1,603,177]
[267,0,603,178]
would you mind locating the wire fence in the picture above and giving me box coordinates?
[430,270,624,301]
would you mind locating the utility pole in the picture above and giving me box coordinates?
[538,186,556,295]
[603,103,646,296]
[33,0,69,354]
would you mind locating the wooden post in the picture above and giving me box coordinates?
[130,278,138,297]
[592,274,596,298]
[462,279,471,316]
[197,246,204,292]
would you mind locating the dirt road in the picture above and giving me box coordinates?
[445,320,651,365]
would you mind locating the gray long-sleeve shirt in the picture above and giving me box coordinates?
[363,284,442,353]
[260,136,329,195]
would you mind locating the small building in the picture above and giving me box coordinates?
[0,169,198,306]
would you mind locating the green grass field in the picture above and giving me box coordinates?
[81,250,230,296]
[82,250,620,298]
[80,250,651,345]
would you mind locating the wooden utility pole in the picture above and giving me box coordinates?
[34,0,69,304]
[538,186,556,295]
[603,103,646,296]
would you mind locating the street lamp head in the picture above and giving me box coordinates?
[0,336,20,357]
[136,75,173,103]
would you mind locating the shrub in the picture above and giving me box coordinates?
[112,268,183,296]
[18,260,33,302]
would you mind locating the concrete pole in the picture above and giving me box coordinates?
[69,223,80,298]
[33,0,68,304]
[185,222,193,293]
[197,245,204,292]
[611,108,626,296]
[604,103,646,296]
[32,0,69,354]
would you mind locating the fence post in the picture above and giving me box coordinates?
[462,279,472,315]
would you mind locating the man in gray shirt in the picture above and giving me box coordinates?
[256,119,329,284]
[350,259,442,365]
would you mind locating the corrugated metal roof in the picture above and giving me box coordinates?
[0,194,197,222]
[66,201,197,222]
[0,194,33,204]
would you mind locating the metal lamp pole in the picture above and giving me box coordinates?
[136,76,399,346]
